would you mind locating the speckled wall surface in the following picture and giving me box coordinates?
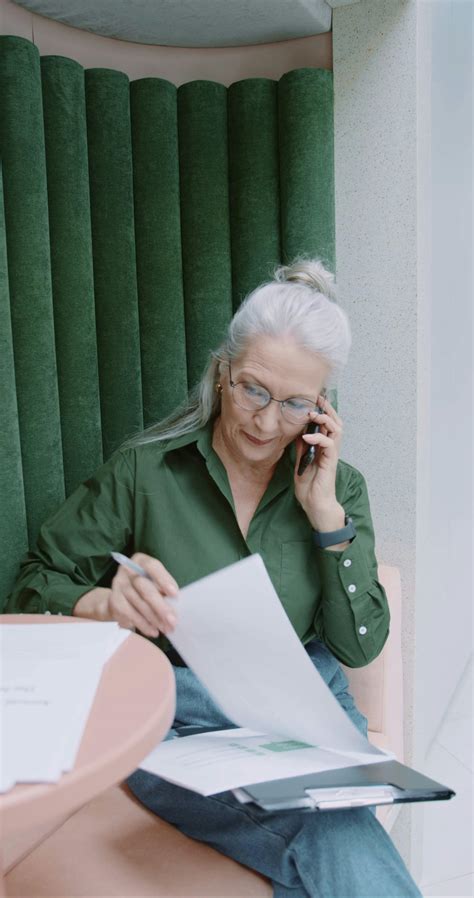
[332,0,418,870]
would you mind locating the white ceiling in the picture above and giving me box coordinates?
[12,0,336,47]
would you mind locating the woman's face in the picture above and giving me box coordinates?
[217,336,329,470]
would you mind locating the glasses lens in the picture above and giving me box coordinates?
[282,399,315,424]
[233,382,270,411]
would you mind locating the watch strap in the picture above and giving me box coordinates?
[312,515,356,549]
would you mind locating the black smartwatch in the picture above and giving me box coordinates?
[312,515,356,549]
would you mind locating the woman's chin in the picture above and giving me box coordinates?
[238,432,281,465]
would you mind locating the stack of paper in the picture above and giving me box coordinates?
[0,622,129,793]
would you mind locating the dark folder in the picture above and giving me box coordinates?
[174,726,455,812]
[237,760,455,811]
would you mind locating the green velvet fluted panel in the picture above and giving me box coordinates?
[178,81,233,387]
[131,78,188,426]
[0,166,29,603]
[0,37,65,551]
[41,56,103,494]
[0,36,335,606]
[228,79,281,310]
[279,68,335,269]
[85,68,143,458]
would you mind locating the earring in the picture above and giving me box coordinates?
[216,383,223,394]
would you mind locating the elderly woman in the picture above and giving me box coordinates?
[7,260,422,898]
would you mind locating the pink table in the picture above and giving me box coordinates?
[1,615,176,893]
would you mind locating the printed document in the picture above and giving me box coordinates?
[140,727,390,797]
[0,622,129,792]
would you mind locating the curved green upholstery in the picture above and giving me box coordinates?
[0,35,334,605]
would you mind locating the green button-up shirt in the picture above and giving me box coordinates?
[5,422,389,668]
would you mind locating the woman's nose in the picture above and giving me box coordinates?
[253,400,282,432]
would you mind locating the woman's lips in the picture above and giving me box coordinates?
[243,432,274,446]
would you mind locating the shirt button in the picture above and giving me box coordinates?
[348,584,357,593]
[44,610,51,615]
[343,559,352,568]
[359,626,368,635]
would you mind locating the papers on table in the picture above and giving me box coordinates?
[0,622,130,793]
[140,554,393,796]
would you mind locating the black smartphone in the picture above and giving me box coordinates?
[297,408,323,476]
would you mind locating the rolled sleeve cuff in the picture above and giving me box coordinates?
[10,579,95,616]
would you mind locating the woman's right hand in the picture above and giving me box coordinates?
[72,553,179,638]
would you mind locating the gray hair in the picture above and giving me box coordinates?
[125,259,351,447]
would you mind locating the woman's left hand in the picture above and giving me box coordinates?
[293,394,344,531]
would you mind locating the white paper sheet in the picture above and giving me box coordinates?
[0,622,130,792]
[165,555,387,761]
[140,727,389,797]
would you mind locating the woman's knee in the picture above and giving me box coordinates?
[293,807,422,898]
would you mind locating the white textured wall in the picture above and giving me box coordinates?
[332,0,419,868]
[332,0,473,878]
[413,0,473,885]
[414,0,472,755]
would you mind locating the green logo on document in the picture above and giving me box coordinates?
[260,740,314,752]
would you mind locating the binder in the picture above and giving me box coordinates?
[234,760,455,812]
[174,727,455,811]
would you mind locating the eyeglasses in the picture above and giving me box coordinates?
[227,363,320,425]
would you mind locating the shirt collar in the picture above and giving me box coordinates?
[163,419,295,490]
[160,421,213,458]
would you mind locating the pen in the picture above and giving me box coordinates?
[111,551,152,580]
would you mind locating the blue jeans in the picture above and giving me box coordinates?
[127,639,422,898]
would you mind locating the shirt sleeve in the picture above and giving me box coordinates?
[4,450,135,615]
[312,465,390,668]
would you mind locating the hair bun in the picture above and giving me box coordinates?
[274,258,336,301]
